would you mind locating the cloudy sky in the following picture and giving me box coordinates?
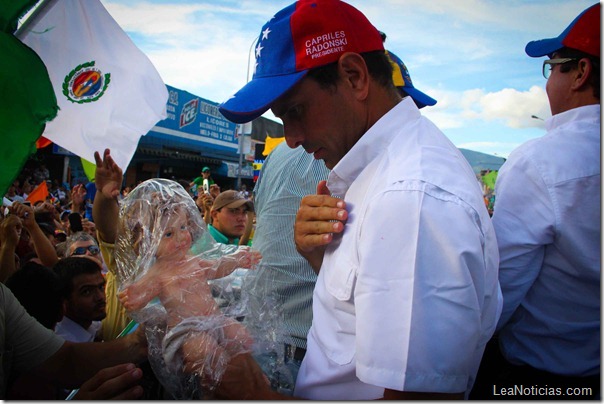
[98,0,594,158]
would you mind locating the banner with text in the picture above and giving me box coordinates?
[149,85,239,154]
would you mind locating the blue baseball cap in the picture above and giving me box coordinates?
[525,3,600,58]
[219,0,384,124]
[387,50,436,109]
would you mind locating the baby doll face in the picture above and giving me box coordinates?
[155,208,192,260]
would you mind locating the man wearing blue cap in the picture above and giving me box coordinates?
[472,3,600,400]
[186,0,500,399]
[248,47,437,393]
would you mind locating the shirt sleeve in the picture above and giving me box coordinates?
[98,236,116,275]
[355,182,496,393]
[2,284,65,375]
[492,151,555,328]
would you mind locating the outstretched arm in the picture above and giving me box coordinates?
[204,247,262,280]
[34,327,147,390]
[93,149,122,243]
[118,274,161,313]
[181,336,285,400]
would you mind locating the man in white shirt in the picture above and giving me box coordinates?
[248,49,437,392]
[472,3,600,399]
[183,0,501,399]
[54,256,106,342]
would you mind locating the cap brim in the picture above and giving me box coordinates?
[225,199,255,212]
[404,87,437,109]
[219,71,307,124]
[525,37,563,57]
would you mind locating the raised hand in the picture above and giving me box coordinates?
[209,184,221,199]
[9,202,35,229]
[94,149,123,199]
[196,193,214,223]
[0,214,22,248]
[0,214,22,282]
[34,201,57,215]
[71,184,87,206]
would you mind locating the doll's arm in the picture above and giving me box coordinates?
[118,273,161,312]
[203,247,262,280]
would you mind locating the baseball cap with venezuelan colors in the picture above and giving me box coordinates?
[219,0,384,124]
[387,50,437,109]
[525,3,600,58]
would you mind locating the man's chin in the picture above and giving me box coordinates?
[94,312,107,321]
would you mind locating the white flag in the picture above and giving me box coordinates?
[18,0,168,171]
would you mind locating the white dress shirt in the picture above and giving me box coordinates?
[493,104,600,377]
[294,98,502,399]
[55,316,102,343]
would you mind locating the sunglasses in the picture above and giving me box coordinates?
[542,58,578,79]
[72,245,100,256]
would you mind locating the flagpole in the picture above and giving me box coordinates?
[14,0,58,39]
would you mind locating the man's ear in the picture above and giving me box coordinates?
[571,57,593,91]
[337,52,370,100]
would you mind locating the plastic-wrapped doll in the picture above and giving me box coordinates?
[114,178,261,398]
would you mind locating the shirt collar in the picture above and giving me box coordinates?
[208,224,239,245]
[56,316,99,342]
[546,104,601,132]
[327,97,421,198]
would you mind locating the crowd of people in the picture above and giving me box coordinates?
[0,149,263,397]
[0,0,599,400]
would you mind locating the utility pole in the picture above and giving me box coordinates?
[236,36,259,190]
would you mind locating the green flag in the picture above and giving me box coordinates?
[81,157,96,182]
[482,170,498,191]
[0,0,58,195]
[0,0,37,33]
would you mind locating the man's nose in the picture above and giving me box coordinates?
[95,288,106,301]
[284,129,304,149]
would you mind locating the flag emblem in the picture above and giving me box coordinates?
[63,61,111,103]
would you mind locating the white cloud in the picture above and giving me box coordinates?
[421,86,550,130]
[93,0,583,159]
[480,86,550,128]
[104,2,205,36]
[102,0,270,102]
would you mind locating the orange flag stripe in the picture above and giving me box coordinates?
[26,181,49,204]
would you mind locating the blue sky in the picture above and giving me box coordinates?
[98,0,596,158]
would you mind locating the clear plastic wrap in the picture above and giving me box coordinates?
[114,178,292,398]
